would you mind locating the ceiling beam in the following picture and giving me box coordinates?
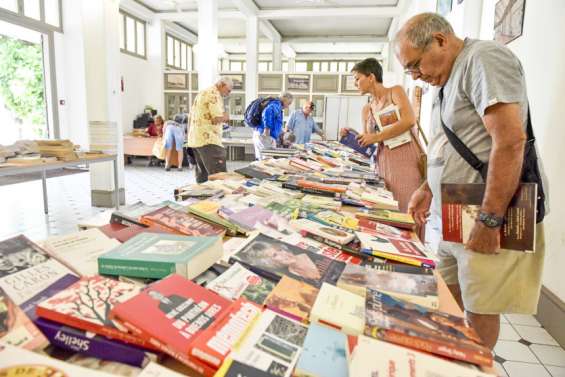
[231,0,281,42]
[283,36,387,44]
[387,0,409,41]
[153,10,242,21]
[120,0,155,22]
[257,6,401,20]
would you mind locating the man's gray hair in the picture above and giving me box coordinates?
[395,13,454,49]
[217,76,234,88]
[281,91,294,102]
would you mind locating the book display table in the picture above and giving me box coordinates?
[0,154,119,214]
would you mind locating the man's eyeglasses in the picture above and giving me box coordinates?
[403,40,432,76]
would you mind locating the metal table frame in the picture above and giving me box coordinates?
[0,155,119,214]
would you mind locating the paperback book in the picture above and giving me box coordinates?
[40,228,121,276]
[337,263,438,309]
[206,262,276,305]
[373,104,412,149]
[230,309,308,377]
[364,289,493,366]
[214,358,277,377]
[339,129,376,158]
[36,276,152,350]
[294,323,348,377]
[98,233,223,280]
[264,276,319,322]
[355,209,416,230]
[140,206,226,237]
[441,183,537,252]
[229,233,346,288]
[309,283,365,336]
[290,218,355,245]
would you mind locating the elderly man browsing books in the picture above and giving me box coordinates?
[187,77,233,183]
[395,13,547,349]
[286,101,324,144]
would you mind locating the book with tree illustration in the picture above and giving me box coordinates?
[36,276,153,350]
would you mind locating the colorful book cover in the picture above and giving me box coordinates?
[140,206,226,237]
[264,276,319,322]
[355,210,416,230]
[294,323,348,377]
[110,274,232,376]
[0,287,48,350]
[228,206,280,232]
[349,335,494,377]
[309,283,365,336]
[339,129,376,157]
[0,342,116,377]
[214,358,278,377]
[188,201,243,235]
[265,202,299,220]
[35,316,158,367]
[98,233,223,280]
[231,310,308,377]
[441,183,537,252]
[36,276,152,350]
[110,201,159,227]
[355,229,437,268]
[0,235,79,345]
[337,263,438,309]
[206,263,275,305]
[364,289,493,367]
[290,219,355,245]
[230,233,346,288]
[301,195,341,211]
[40,228,121,276]
[189,298,262,369]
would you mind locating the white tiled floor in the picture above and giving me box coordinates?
[1,163,564,377]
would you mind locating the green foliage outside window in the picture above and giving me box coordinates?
[0,35,45,127]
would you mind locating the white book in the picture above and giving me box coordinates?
[138,362,185,377]
[0,342,116,376]
[290,218,355,245]
[77,209,113,230]
[374,104,412,149]
[349,336,494,377]
[40,228,121,276]
[310,283,365,336]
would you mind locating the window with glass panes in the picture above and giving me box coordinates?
[119,11,146,59]
[0,0,62,30]
[166,33,191,70]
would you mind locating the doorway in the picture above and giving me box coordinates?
[0,20,48,145]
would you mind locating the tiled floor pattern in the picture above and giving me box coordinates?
[0,163,564,376]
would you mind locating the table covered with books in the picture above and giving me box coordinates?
[0,141,497,377]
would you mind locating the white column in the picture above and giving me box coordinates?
[463,0,483,39]
[81,0,124,206]
[245,15,259,105]
[272,39,282,71]
[288,58,296,72]
[197,0,219,89]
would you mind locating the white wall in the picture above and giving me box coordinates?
[120,19,163,133]
[493,0,565,302]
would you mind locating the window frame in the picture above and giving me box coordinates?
[0,0,62,32]
[120,10,146,60]
[165,32,192,70]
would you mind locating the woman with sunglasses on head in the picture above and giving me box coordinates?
[341,58,424,214]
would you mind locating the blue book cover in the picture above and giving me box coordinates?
[295,323,348,377]
[339,130,376,158]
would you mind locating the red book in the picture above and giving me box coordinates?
[110,274,234,376]
[140,206,225,237]
[188,298,261,369]
[98,223,171,243]
[35,276,155,351]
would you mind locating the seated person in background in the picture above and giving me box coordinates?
[252,92,294,159]
[286,101,324,144]
[146,115,164,137]
[163,113,187,171]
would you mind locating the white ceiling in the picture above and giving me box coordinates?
[135,0,396,56]
[252,0,399,9]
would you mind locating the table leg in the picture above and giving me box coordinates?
[113,158,120,209]
[42,169,48,214]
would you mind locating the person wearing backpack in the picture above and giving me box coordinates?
[396,13,547,350]
[247,92,293,159]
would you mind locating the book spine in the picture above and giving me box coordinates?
[35,305,156,351]
[110,213,146,227]
[301,187,339,198]
[34,317,157,367]
[370,328,493,367]
[362,249,434,268]
[116,317,217,377]
[97,258,176,279]
[139,219,184,236]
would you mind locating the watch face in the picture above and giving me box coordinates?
[486,218,498,227]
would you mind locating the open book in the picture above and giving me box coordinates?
[374,104,412,149]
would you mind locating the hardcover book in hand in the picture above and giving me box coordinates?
[339,129,376,158]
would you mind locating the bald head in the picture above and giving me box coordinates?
[394,13,454,50]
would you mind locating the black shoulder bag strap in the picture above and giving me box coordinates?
[438,88,545,223]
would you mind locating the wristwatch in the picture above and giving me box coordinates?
[477,212,504,228]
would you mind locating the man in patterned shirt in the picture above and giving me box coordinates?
[187,77,233,183]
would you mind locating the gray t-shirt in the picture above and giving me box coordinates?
[428,38,530,222]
